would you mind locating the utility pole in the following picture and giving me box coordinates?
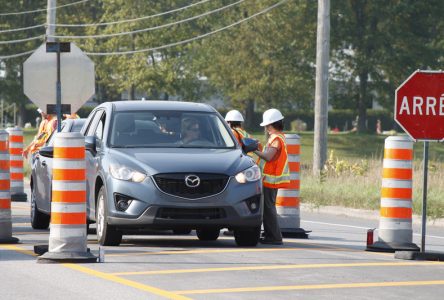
[313,0,330,175]
[46,0,56,42]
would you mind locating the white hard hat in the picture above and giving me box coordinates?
[225,110,244,122]
[260,108,284,126]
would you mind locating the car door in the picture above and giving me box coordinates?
[84,110,105,221]
[34,122,70,212]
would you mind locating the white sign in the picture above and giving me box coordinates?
[23,43,95,114]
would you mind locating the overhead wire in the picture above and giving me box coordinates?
[0,49,36,60]
[0,35,45,45]
[49,0,245,39]
[0,0,90,17]
[85,0,288,56]
[0,24,45,34]
[52,0,211,28]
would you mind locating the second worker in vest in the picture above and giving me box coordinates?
[254,108,291,245]
[23,109,57,161]
[225,110,252,146]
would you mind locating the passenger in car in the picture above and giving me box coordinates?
[254,109,291,245]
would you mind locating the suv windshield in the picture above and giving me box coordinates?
[109,111,235,149]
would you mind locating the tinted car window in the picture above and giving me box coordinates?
[109,111,235,148]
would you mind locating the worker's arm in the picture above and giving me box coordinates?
[254,147,277,162]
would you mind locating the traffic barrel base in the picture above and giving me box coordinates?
[366,241,420,253]
[395,250,444,261]
[0,237,19,244]
[11,193,27,202]
[281,228,310,239]
[37,249,97,264]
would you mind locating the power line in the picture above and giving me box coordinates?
[49,0,245,39]
[0,35,45,45]
[86,0,288,56]
[0,49,36,60]
[0,0,90,17]
[52,0,211,28]
[0,24,45,34]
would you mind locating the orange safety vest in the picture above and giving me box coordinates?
[232,128,250,145]
[29,116,57,154]
[257,133,290,189]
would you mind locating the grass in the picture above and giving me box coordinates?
[252,131,444,220]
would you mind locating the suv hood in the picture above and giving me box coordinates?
[108,148,255,176]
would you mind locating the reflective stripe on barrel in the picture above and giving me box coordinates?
[49,132,87,253]
[6,127,24,195]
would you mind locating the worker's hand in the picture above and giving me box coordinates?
[23,148,29,159]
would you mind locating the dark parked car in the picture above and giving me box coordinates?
[36,101,262,246]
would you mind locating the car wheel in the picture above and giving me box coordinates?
[96,186,122,246]
[196,229,220,241]
[172,229,192,235]
[30,186,50,229]
[234,226,261,247]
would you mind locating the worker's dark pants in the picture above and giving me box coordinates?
[263,187,283,241]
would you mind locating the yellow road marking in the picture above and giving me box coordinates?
[0,245,37,256]
[0,245,190,300]
[107,247,314,257]
[63,264,191,300]
[111,261,441,276]
[174,280,444,295]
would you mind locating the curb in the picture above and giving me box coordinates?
[301,203,444,228]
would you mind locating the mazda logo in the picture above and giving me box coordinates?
[185,174,200,188]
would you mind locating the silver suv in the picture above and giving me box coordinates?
[62,101,261,246]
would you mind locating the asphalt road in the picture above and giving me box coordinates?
[1,191,444,300]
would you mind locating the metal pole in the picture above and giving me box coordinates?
[0,100,3,128]
[421,141,429,252]
[13,103,16,126]
[313,0,330,175]
[46,0,56,42]
[56,45,62,133]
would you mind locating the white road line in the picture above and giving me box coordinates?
[302,220,444,240]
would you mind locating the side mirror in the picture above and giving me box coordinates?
[85,136,97,154]
[242,138,259,153]
[39,146,53,158]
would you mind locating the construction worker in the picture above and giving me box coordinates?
[254,108,290,245]
[23,109,57,160]
[225,110,252,145]
[63,113,80,120]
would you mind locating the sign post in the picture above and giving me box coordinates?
[394,70,444,260]
[46,42,71,132]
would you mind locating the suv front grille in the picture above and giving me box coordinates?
[157,207,226,220]
[153,173,229,199]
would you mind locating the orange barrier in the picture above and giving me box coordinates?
[367,135,419,252]
[276,134,308,238]
[0,130,18,244]
[6,127,27,202]
[38,132,96,263]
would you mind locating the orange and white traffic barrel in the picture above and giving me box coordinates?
[6,127,27,202]
[0,130,19,244]
[276,134,308,238]
[367,135,419,252]
[38,132,96,263]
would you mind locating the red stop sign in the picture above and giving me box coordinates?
[395,70,444,141]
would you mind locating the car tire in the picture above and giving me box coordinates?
[196,229,220,241]
[30,186,50,230]
[96,186,122,246]
[234,226,261,247]
[172,229,192,235]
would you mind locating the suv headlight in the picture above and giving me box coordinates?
[235,165,261,183]
[109,164,146,183]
